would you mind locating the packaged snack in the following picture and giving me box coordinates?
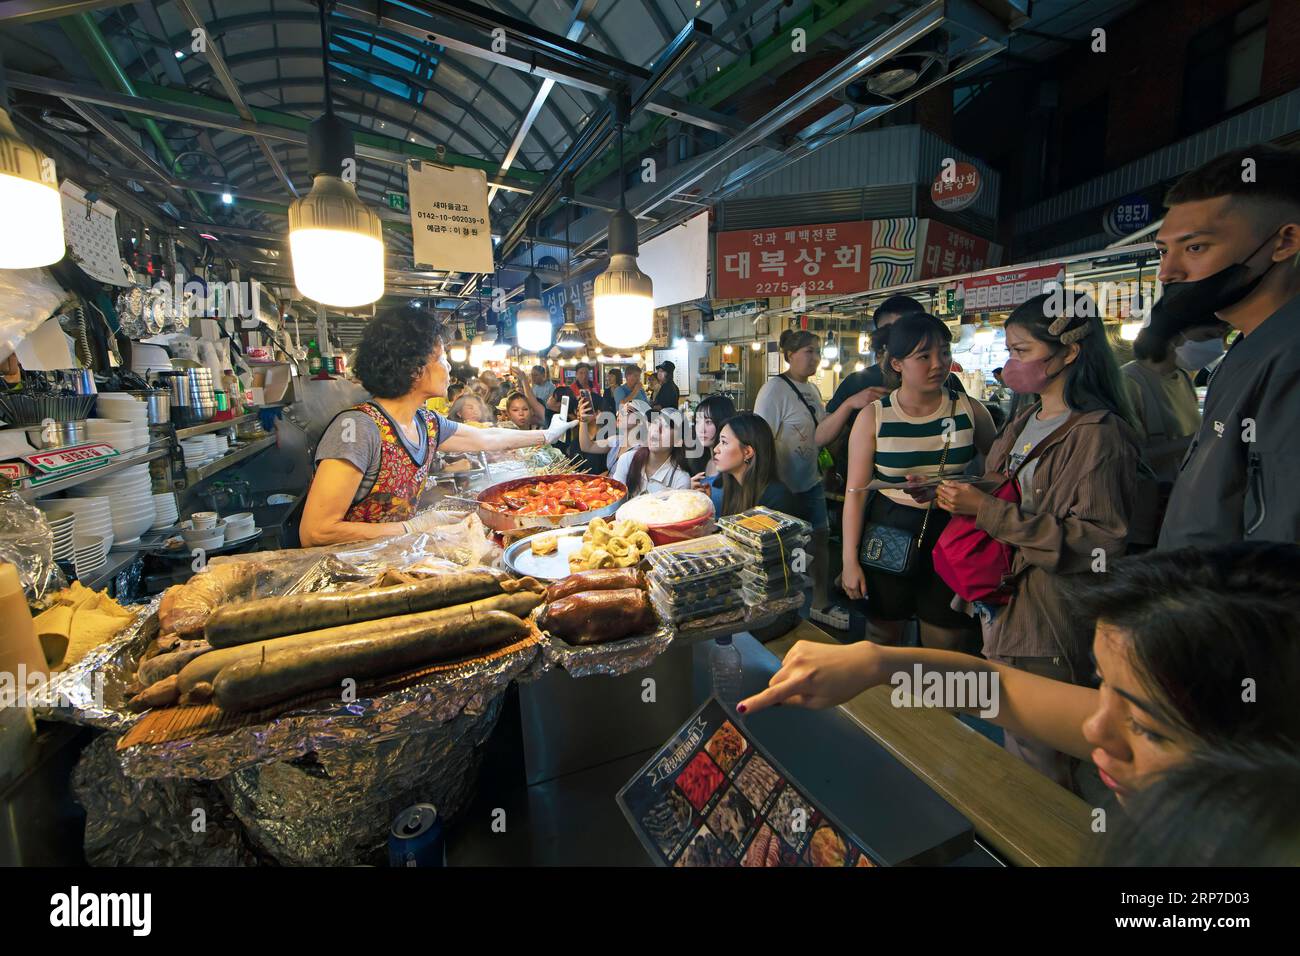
[717,508,812,552]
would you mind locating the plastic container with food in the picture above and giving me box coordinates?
[717,507,813,551]
[647,570,745,608]
[643,534,750,587]
[739,565,812,597]
[616,489,715,545]
[648,581,746,624]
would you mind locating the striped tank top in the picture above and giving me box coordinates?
[872,388,976,507]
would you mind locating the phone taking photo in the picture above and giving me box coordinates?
[559,394,571,421]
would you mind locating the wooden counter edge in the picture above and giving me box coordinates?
[767,621,1093,867]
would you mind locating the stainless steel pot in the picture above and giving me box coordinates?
[124,389,170,425]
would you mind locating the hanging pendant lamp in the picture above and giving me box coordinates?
[515,234,552,352]
[288,2,384,306]
[0,53,64,269]
[593,94,652,349]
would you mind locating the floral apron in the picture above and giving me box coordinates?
[342,402,439,523]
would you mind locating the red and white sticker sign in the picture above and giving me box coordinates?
[24,443,118,474]
[956,264,1064,312]
[930,162,982,213]
[715,220,873,298]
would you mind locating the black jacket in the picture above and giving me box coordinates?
[1159,294,1300,549]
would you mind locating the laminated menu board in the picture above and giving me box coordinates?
[618,698,883,867]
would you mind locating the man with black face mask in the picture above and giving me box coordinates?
[1152,144,1300,548]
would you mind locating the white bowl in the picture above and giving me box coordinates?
[181,526,225,548]
[112,513,154,541]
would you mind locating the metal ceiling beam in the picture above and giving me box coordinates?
[0,0,128,24]
[100,165,289,206]
[333,0,739,136]
[3,71,540,192]
[204,62,524,174]
[488,0,599,206]
[172,0,299,198]
[497,16,711,262]
[57,99,194,211]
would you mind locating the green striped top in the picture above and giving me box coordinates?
[872,388,977,507]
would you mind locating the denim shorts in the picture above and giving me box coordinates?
[801,482,829,531]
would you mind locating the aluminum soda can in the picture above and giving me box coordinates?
[388,804,445,867]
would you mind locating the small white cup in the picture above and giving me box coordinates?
[191,511,219,530]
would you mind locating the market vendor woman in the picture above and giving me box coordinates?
[300,307,577,546]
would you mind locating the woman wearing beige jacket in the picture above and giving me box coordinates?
[933,292,1140,792]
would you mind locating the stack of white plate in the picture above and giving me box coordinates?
[87,415,149,454]
[43,509,76,562]
[71,464,156,544]
[180,435,221,466]
[73,533,109,577]
[211,434,230,455]
[130,342,173,376]
[152,491,179,529]
[41,498,114,554]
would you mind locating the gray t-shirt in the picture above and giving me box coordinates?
[1007,409,1069,514]
[532,381,556,404]
[754,375,825,494]
[315,405,460,503]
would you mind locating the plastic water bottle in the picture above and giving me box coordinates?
[711,636,743,707]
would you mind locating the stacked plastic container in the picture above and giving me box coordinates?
[644,535,750,627]
[717,507,813,606]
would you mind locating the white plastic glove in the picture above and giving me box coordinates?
[403,509,444,534]
[543,416,581,444]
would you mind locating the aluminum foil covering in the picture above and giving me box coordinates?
[217,696,503,866]
[535,619,676,678]
[73,733,261,866]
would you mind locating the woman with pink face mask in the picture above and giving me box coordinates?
[929,290,1140,792]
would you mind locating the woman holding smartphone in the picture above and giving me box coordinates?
[841,313,996,651]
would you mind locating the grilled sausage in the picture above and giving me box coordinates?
[126,673,180,712]
[180,590,543,695]
[137,640,212,685]
[545,568,645,603]
[203,571,514,647]
[538,587,657,645]
[212,610,527,713]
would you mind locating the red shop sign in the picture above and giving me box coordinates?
[715,220,872,298]
[956,264,1065,312]
[920,220,994,279]
[930,162,982,213]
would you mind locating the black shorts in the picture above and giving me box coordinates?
[856,494,975,630]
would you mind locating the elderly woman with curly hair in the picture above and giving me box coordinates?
[300,306,577,545]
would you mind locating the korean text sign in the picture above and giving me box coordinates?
[715,220,872,298]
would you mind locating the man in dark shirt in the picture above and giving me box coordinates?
[652,361,681,410]
[1152,144,1300,548]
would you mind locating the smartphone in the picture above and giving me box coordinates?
[559,394,570,421]
[581,389,595,409]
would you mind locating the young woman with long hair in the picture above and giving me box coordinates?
[841,313,996,651]
[611,409,693,496]
[740,542,1300,807]
[685,394,736,477]
[931,290,1141,786]
[696,412,799,517]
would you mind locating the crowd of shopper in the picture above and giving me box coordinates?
[739,142,1300,864]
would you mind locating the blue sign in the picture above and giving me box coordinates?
[1104,195,1154,238]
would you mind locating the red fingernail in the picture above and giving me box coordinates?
[737,703,747,713]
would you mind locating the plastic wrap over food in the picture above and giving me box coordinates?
[534,618,675,678]
[0,487,66,601]
[32,535,523,744]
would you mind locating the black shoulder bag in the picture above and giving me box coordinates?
[858,392,956,576]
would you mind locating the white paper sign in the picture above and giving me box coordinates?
[406,162,493,273]
[60,180,130,287]
[639,211,709,309]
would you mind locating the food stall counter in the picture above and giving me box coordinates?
[768,621,1094,867]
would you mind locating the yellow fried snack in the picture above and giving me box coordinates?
[613,552,639,568]
[629,530,655,556]
[531,533,559,556]
[607,536,631,558]
[588,548,613,569]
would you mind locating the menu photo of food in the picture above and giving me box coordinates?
[618,699,884,867]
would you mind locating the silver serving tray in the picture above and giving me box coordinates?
[501,525,590,582]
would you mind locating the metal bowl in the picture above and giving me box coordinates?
[23,419,89,449]
[475,474,627,532]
